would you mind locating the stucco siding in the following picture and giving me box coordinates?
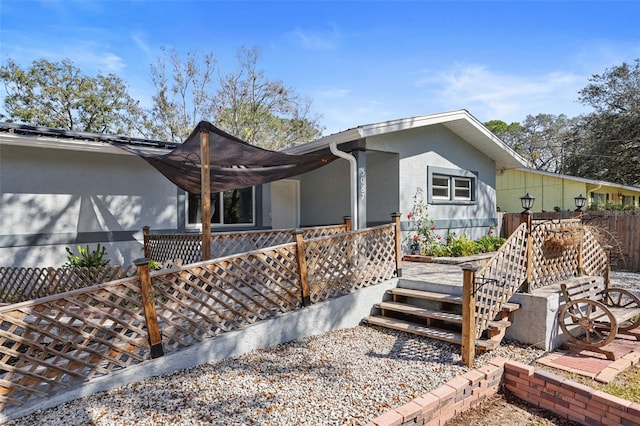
[367,125,497,239]
[0,144,178,267]
[298,159,350,226]
[365,151,399,225]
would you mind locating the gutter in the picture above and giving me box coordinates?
[330,142,358,230]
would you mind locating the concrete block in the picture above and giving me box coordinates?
[505,283,569,351]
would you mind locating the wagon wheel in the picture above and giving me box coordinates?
[601,289,640,332]
[558,299,617,348]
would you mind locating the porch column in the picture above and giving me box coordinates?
[355,150,367,229]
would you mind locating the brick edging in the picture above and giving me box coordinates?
[366,356,640,426]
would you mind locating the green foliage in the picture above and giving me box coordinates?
[444,233,477,257]
[406,188,438,253]
[63,244,110,268]
[148,259,162,270]
[407,189,505,257]
[488,58,640,187]
[474,234,506,253]
[0,58,152,136]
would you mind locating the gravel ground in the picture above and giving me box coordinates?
[7,271,639,426]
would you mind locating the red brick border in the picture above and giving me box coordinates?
[366,357,640,426]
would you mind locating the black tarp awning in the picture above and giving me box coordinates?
[117,121,336,193]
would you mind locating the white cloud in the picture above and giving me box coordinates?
[4,42,126,73]
[287,27,337,50]
[415,63,591,122]
[132,32,152,55]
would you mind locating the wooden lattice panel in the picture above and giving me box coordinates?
[580,226,609,278]
[145,233,202,264]
[474,223,528,338]
[305,224,396,303]
[529,219,582,289]
[149,244,302,353]
[0,277,150,410]
[301,224,348,239]
[210,230,294,258]
[145,224,349,264]
[0,266,135,304]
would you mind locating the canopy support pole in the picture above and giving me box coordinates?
[201,130,211,261]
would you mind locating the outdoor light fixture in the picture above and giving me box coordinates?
[574,194,587,211]
[520,193,535,214]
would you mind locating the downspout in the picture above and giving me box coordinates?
[330,142,358,230]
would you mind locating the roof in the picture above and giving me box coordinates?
[0,122,178,155]
[515,167,640,193]
[284,109,528,170]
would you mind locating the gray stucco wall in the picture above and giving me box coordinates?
[0,144,178,267]
[298,159,351,227]
[366,151,400,225]
[366,124,497,241]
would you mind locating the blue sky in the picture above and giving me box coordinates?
[1,0,639,136]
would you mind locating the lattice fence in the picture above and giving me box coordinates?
[0,221,397,414]
[150,244,302,353]
[144,233,202,265]
[0,266,135,304]
[0,277,149,410]
[472,218,610,338]
[474,223,528,338]
[529,219,582,289]
[144,224,349,264]
[305,224,396,303]
[580,226,609,278]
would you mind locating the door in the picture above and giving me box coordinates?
[270,180,299,229]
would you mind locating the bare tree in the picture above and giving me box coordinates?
[149,47,218,142]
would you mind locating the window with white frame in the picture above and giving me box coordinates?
[427,167,477,204]
[431,175,450,199]
[454,177,472,200]
[187,187,254,226]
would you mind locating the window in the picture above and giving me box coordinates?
[454,177,472,200]
[427,167,477,204]
[432,175,450,199]
[188,188,254,226]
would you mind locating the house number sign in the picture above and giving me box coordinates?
[359,167,366,201]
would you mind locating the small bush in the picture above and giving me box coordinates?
[63,244,110,268]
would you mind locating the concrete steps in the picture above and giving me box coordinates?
[363,285,519,352]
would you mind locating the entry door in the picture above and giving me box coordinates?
[270,180,299,229]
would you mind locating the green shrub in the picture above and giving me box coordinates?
[474,235,506,253]
[446,234,477,257]
[63,244,110,268]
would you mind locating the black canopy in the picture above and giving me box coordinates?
[119,121,336,193]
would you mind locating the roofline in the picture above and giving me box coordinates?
[0,122,177,155]
[515,167,640,193]
[284,109,528,168]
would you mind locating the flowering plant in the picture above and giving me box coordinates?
[406,188,440,255]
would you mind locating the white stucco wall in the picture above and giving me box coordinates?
[0,144,178,267]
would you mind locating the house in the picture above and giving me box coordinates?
[0,110,526,267]
[497,168,640,213]
[283,109,527,241]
